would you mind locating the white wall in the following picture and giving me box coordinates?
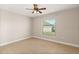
[32,7,79,46]
[0,9,32,44]
[0,7,79,47]
[0,10,1,43]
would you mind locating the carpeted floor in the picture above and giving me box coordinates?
[0,37,79,54]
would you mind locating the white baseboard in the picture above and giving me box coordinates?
[32,36,79,48]
[0,36,31,46]
[1,35,79,48]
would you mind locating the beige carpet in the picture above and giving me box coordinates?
[0,37,79,54]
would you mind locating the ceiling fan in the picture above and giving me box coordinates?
[26,4,46,14]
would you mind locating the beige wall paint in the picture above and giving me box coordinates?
[0,9,32,44]
[32,7,79,46]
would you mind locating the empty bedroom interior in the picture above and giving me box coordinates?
[0,4,79,53]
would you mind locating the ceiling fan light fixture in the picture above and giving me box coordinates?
[26,4,46,14]
[34,11,37,13]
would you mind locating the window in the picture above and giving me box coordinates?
[43,19,56,36]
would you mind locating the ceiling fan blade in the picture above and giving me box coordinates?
[39,8,46,10]
[33,4,38,8]
[38,10,42,13]
[26,8,33,10]
[33,4,38,6]
[32,11,34,13]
